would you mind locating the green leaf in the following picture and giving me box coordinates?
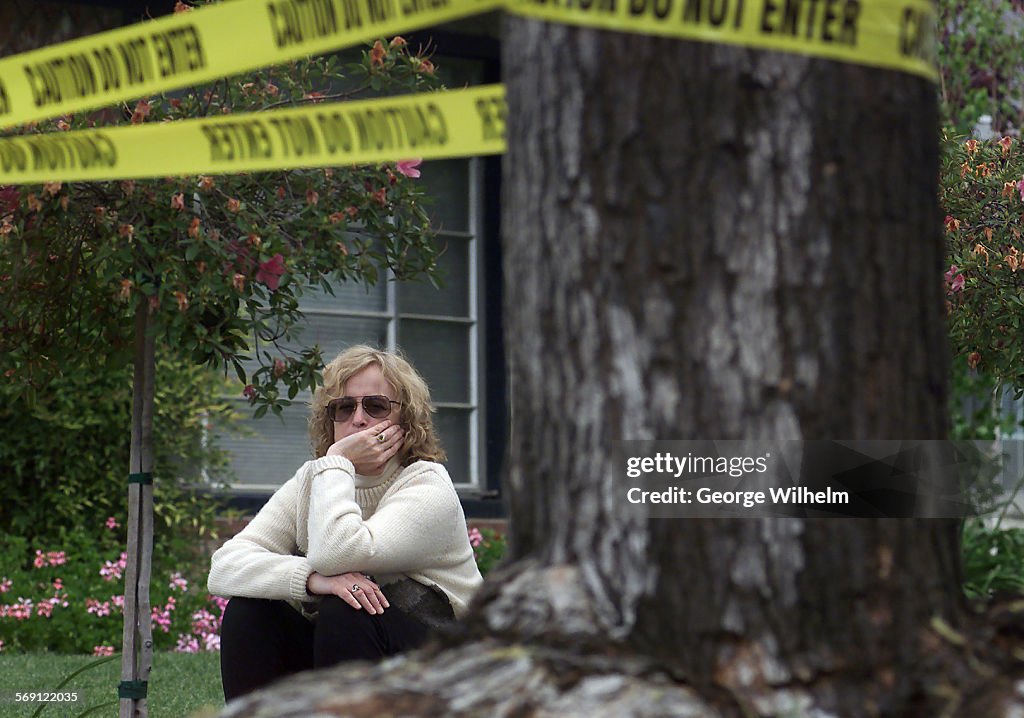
[231,358,247,384]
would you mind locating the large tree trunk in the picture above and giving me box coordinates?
[221,16,1024,718]
[470,19,960,715]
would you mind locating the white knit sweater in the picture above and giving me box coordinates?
[207,455,483,618]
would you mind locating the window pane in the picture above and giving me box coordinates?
[434,407,471,486]
[241,314,389,374]
[218,400,315,490]
[397,236,469,317]
[298,277,387,313]
[419,159,469,232]
[398,320,469,404]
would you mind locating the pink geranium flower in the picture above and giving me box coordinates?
[396,159,422,178]
[100,552,128,582]
[86,598,112,617]
[175,634,199,653]
[255,253,286,291]
[169,572,189,592]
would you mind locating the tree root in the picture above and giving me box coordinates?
[219,597,1024,718]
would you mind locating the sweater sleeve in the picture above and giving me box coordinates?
[207,472,315,603]
[305,456,466,576]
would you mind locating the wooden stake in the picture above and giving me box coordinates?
[120,302,155,718]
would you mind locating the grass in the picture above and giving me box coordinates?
[0,652,223,718]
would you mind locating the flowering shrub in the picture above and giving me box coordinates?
[938,0,1024,133]
[469,527,506,577]
[0,27,442,420]
[1,522,505,654]
[941,132,1024,389]
[0,520,223,654]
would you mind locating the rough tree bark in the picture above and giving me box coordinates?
[220,18,1024,718]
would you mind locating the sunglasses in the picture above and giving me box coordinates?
[326,395,400,422]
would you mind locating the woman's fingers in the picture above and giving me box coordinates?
[349,582,385,614]
[363,585,385,614]
[335,580,363,609]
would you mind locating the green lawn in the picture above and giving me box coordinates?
[0,652,223,718]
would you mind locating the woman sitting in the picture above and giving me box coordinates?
[208,345,483,700]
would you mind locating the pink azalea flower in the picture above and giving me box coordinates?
[255,253,286,291]
[33,550,46,569]
[106,516,120,530]
[46,551,66,566]
[396,159,422,178]
[945,265,965,295]
[93,645,115,657]
[0,577,11,593]
[0,185,17,214]
[467,527,483,548]
[36,601,53,618]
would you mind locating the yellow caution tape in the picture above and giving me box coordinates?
[0,85,506,184]
[507,0,937,81]
[0,0,504,131]
[0,0,937,134]
[0,0,936,182]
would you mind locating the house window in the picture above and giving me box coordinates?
[217,157,486,494]
[212,41,505,510]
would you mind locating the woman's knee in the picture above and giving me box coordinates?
[222,597,275,631]
[221,596,308,648]
[316,594,374,628]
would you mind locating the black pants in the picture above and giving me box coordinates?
[219,595,431,701]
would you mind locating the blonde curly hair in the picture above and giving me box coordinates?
[309,344,446,465]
